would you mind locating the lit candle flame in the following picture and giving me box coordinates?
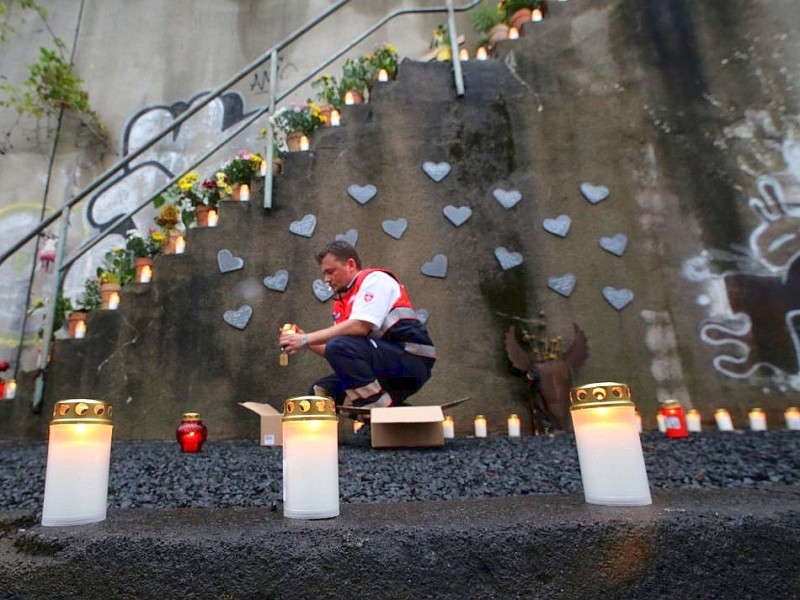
[75,320,87,339]
[300,135,310,151]
[476,47,488,61]
[508,27,520,39]
[239,184,250,201]
[377,68,389,82]
[139,265,152,283]
[459,48,469,61]
[108,292,120,310]
[175,236,186,254]
[208,209,218,227]
[532,8,544,21]
[344,91,355,105]
[259,159,267,176]
[330,109,340,127]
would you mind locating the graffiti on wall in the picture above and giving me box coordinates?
[685,130,800,392]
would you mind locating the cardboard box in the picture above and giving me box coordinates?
[370,405,445,448]
[240,402,283,447]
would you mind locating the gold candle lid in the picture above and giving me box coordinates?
[181,412,202,422]
[51,399,113,425]
[570,382,633,410]
[283,395,337,421]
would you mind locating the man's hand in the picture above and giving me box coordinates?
[279,325,305,355]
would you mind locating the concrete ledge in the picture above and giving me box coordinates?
[2,488,799,598]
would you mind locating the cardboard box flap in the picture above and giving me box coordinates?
[239,402,281,417]
[371,406,443,424]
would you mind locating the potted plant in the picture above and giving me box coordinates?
[68,278,101,336]
[312,73,343,119]
[340,56,371,103]
[500,0,545,30]
[95,248,132,308]
[367,43,400,81]
[126,228,165,280]
[472,0,507,48]
[222,151,263,199]
[271,101,326,151]
[429,24,452,61]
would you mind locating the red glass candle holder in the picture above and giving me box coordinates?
[660,400,688,438]
[176,412,208,452]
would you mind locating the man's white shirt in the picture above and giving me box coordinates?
[348,271,401,330]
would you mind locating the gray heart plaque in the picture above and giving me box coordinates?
[547,273,577,297]
[602,286,634,311]
[336,229,359,246]
[223,305,253,330]
[492,188,522,210]
[580,183,610,205]
[347,184,377,205]
[382,218,408,240]
[289,214,317,238]
[217,249,245,274]
[543,214,572,238]
[494,247,523,270]
[443,205,472,227]
[416,309,429,325]
[422,161,451,182]
[421,254,448,278]
[313,279,334,302]
[599,233,628,257]
[264,269,289,292]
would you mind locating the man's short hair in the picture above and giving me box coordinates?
[316,241,362,269]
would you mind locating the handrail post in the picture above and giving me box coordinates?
[264,49,279,210]
[33,206,71,410]
[447,0,465,97]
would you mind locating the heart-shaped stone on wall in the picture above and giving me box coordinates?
[416,308,429,325]
[382,218,408,240]
[494,247,523,270]
[547,273,577,297]
[492,188,522,210]
[443,205,472,227]
[336,229,359,246]
[223,305,253,330]
[289,214,317,238]
[313,279,334,302]
[599,233,628,257]
[542,214,572,238]
[217,249,245,274]
[263,269,289,292]
[602,286,634,310]
[422,161,451,183]
[421,254,448,278]
[580,182,610,205]
[347,184,377,205]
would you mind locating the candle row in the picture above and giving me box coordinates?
[437,414,522,439]
[641,407,800,433]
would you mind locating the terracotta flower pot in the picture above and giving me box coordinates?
[343,89,364,105]
[67,311,87,338]
[232,182,253,201]
[100,283,121,309]
[164,229,184,255]
[272,157,282,176]
[286,131,305,152]
[318,103,334,127]
[195,205,211,227]
[509,8,532,31]
[135,257,154,282]
[487,23,510,48]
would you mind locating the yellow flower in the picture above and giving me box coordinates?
[365,54,372,60]
[387,44,397,53]
[151,231,166,243]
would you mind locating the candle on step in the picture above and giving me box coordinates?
[686,409,702,432]
[74,320,87,339]
[459,49,469,61]
[476,47,488,61]
[715,408,734,431]
[175,236,186,254]
[330,110,340,127]
[442,415,454,439]
[107,293,120,310]
[474,415,487,438]
[508,27,519,39]
[208,209,218,227]
[239,184,250,201]
[748,408,767,431]
[5,379,16,399]
[139,265,152,283]
[786,407,800,430]
[300,135,310,151]
[507,414,521,437]
[532,8,544,21]
[377,68,389,82]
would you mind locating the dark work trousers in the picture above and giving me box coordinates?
[309,335,434,407]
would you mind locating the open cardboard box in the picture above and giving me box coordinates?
[239,402,283,447]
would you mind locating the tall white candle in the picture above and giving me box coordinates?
[474,415,487,438]
[686,409,702,432]
[748,408,767,431]
[715,409,734,431]
[442,416,455,439]
[507,414,521,437]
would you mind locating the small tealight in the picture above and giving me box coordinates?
[715,409,734,431]
[748,408,767,431]
[686,409,702,433]
[442,416,455,439]
[474,415,487,438]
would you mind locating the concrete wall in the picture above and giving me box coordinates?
[2,0,800,439]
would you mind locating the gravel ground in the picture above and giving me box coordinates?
[1,430,799,512]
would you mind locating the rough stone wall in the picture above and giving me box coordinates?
[2,0,800,439]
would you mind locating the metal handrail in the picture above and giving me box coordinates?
[13,0,483,408]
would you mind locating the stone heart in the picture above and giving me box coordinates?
[494,247,523,270]
[492,188,522,210]
[289,214,317,238]
[263,269,289,292]
[543,214,572,238]
[223,305,253,330]
[443,205,472,227]
[217,249,245,274]
[602,286,634,311]
[335,229,359,246]
[313,279,334,302]
[347,184,377,205]
[416,308,429,325]
[599,233,628,257]
[422,161,451,183]
[547,273,577,297]
[421,254,448,278]
[580,182,610,205]
[382,218,408,240]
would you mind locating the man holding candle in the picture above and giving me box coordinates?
[278,241,436,410]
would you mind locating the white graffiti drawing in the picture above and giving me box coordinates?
[688,138,800,390]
